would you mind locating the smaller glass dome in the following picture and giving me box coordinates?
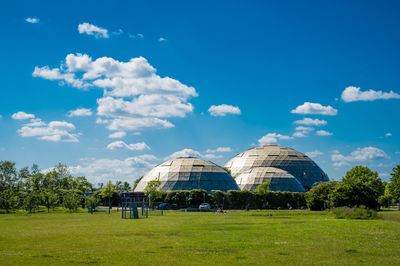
[236,167,306,192]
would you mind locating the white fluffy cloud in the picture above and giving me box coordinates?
[33,53,197,132]
[12,111,35,120]
[316,130,333,136]
[16,116,79,142]
[293,118,327,126]
[258,133,293,145]
[385,133,392,137]
[306,150,323,158]
[26,17,39,24]
[164,148,224,161]
[291,102,337,116]
[341,86,400,102]
[67,108,92,117]
[78,22,109,38]
[205,147,232,153]
[159,37,167,42]
[208,104,241,117]
[108,131,126,138]
[69,155,157,183]
[106,141,150,151]
[292,126,314,138]
[331,147,388,167]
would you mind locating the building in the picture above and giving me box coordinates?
[134,157,239,193]
[225,144,329,192]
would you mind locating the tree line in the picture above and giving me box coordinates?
[0,161,132,213]
[1,160,399,213]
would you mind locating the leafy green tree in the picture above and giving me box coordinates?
[100,181,116,213]
[331,166,384,209]
[63,190,82,212]
[378,182,393,208]
[85,195,100,210]
[256,181,271,208]
[122,181,131,191]
[389,165,400,202]
[305,181,338,210]
[144,180,163,207]
[0,189,19,213]
[41,189,59,213]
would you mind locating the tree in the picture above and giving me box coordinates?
[144,180,163,207]
[331,166,384,209]
[63,190,82,212]
[133,176,143,190]
[0,189,19,213]
[122,181,131,192]
[100,181,116,214]
[85,195,100,211]
[256,181,271,208]
[41,189,59,213]
[389,165,400,202]
[305,181,338,210]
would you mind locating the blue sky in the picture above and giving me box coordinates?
[1,0,399,185]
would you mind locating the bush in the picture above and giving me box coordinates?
[331,206,378,219]
[306,181,338,210]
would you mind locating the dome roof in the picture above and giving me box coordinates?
[225,144,328,191]
[236,167,305,192]
[134,157,239,193]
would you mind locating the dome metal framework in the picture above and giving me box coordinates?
[134,157,239,193]
[225,144,328,191]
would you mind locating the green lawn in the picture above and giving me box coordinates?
[0,209,400,265]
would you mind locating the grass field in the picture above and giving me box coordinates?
[1,209,400,265]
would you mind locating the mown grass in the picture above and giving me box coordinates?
[0,209,400,265]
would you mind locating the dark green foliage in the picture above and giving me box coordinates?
[188,189,208,206]
[331,206,378,219]
[331,166,384,209]
[389,165,400,202]
[306,181,338,210]
[62,190,82,212]
[165,190,189,208]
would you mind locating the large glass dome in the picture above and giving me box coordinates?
[134,157,239,193]
[225,144,329,191]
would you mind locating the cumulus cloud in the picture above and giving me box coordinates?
[106,141,150,151]
[306,150,323,158]
[331,147,388,167]
[25,17,39,24]
[158,37,167,42]
[16,117,79,142]
[108,131,126,138]
[385,133,392,137]
[164,148,223,161]
[341,86,400,102]
[293,118,327,126]
[67,108,92,117]
[208,104,241,117]
[258,133,293,145]
[78,22,109,38]
[69,155,157,183]
[316,130,333,136]
[291,102,337,116]
[205,147,232,153]
[12,111,35,120]
[33,53,197,131]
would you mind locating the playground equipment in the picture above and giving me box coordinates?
[121,200,149,219]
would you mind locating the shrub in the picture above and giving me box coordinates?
[331,206,378,219]
[306,181,338,210]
